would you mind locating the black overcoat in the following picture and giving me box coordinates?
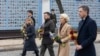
[75,16,97,56]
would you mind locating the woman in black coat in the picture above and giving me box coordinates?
[21,18,39,56]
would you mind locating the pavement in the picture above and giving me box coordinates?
[0,33,100,52]
[0,43,100,56]
[0,38,59,52]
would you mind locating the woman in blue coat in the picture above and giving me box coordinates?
[21,18,39,56]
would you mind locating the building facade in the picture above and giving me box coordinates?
[0,0,100,30]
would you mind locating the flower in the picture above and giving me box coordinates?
[38,28,44,40]
[53,36,60,41]
[62,43,66,47]
[20,25,28,39]
[54,36,66,47]
[38,29,43,33]
[70,29,78,40]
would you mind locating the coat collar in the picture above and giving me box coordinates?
[78,15,90,34]
[45,19,50,23]
[59,23,69,33]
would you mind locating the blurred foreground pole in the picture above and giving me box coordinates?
[55,0,64,13]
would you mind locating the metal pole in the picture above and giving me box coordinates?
[55,0,64,14]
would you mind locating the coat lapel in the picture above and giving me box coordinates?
[61,23,67,32]
[78,20,84,32]
[59,23,69,37]
[78,16,90,35]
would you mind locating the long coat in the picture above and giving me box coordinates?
[31,16,36,26]
[28,16,36,26]
[23,24,38,51]
[58,23,71,56]
[75,16,97,56]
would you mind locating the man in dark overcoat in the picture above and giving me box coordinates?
[75,5,97,56]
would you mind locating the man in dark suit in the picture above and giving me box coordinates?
[75,5,97,56]
[27,10,36,26]
[40,12,55,56]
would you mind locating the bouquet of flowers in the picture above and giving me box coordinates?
[70,29,78,40]
[54,36,66,47]
[38,29,44,33]
[70,29,78,45]
[38,28,44,40]
[53,36,60,41]
[21,24,28,40]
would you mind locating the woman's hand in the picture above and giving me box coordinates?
[56,39,62,44]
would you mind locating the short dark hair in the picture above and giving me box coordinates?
[51,9,55,11]
[44,12,51,16]
[27,10,33,15]
[79,5,89,14]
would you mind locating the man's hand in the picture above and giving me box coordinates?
[76,45,83,50]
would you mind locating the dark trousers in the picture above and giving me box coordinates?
[22,49,39,56]
[40,44,55,56]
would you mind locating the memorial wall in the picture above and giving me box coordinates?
[0,0,42,30]
[0,0,100,30]
[50,0,100,28]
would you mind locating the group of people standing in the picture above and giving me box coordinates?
[21,5,97,56]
